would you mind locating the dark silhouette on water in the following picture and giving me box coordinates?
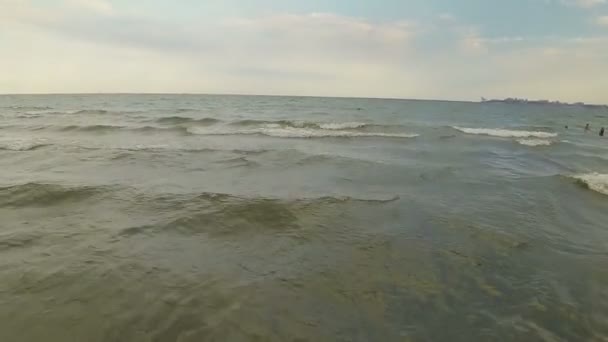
[601,127,605,137]
[585,123,590,131]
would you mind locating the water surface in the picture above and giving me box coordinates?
[1,94,607,341]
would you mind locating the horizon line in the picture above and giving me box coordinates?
[1,92,605,106]
[0,92,471,103]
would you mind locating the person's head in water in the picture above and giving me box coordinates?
[586,123,590,130]
[565,125,569,129]
[601,127,605,137]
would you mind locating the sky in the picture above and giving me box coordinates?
[2,0,608,103]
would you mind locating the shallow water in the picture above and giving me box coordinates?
[1,94,608,341]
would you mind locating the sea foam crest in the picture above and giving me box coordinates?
[318,122,368,130]
[516,139,554,146]
[187,126,418,139]
[454,127,558,138]
[572,173,608,196]
[0,139,49,151]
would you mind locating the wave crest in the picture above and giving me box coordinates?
[73,109,110,115]
[3,106,52,111]
[119,192,400,237]
[516,139,554,147]
[60,124,124,132]
[318,122,368,130]
[231,119,370,130]
[572,173,608,196]
[454,127,558,138]
[187,126,418,139]
[56,124,187,134]
[0,140,50,151]
[0,183,108,207]
[155,116,220,125]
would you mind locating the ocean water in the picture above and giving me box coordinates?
[1,94,607,341]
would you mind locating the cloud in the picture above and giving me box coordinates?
[1,1,608,103]
[65,0,113,14]
[598,15,608,26]
[562,0,606,8]
[1,2,422,96]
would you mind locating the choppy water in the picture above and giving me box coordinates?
[1,94,608,341]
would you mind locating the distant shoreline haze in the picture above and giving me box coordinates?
[2,93,607,108]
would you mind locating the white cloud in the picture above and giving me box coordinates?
[562,0,606,8]
[598,15,608,26]
[1,1,608,103]
[65,0,113,14]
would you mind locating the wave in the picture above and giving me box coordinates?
[133,126,188,134]
[155,116,220,125]
[0,232,41,251]
[118,192,400,237]
[56,124,187,135]
[16,113,42,119]
[0,183,109,207]
[21,109,148,116]
[72,109,145,115]
[0,140,50,151]
[230,119,314,128]
[318,122,368,130]
[230,119,371,130]
[73,109,110,115]
[175,108,196,113]
[516,139,554,147]
[3,106,52,111]
[454,127,558,138]
[572,173,608,196]
[317,195,400,204]
[216,156,260,168]
[60,124,125,132]
[187,126,418,139]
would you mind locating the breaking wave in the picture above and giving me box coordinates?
[454,127,558,138]
[572,173,608,196]
[0,140,50,151]
[516,139,554,147]
[187,126,418,139]
[5,115,412,139]
[318,122,368,130]
[230,119,371,130]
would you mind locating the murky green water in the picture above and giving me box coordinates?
[1,94,607,341]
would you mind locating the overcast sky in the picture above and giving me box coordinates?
[2,0,608,103]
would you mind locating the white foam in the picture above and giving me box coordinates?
[259,127,418,139]
[454,127,558,138]
[0,139,49,151]
[187,126,418,139]
[572,173,608,196]
[131,144,171,151]
[516,139,553,147]
[318,122,367,130]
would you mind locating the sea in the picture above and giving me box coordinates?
[0,94,607,342]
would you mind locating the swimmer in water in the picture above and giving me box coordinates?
[585,123,590,131]
[601,127,605,137]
